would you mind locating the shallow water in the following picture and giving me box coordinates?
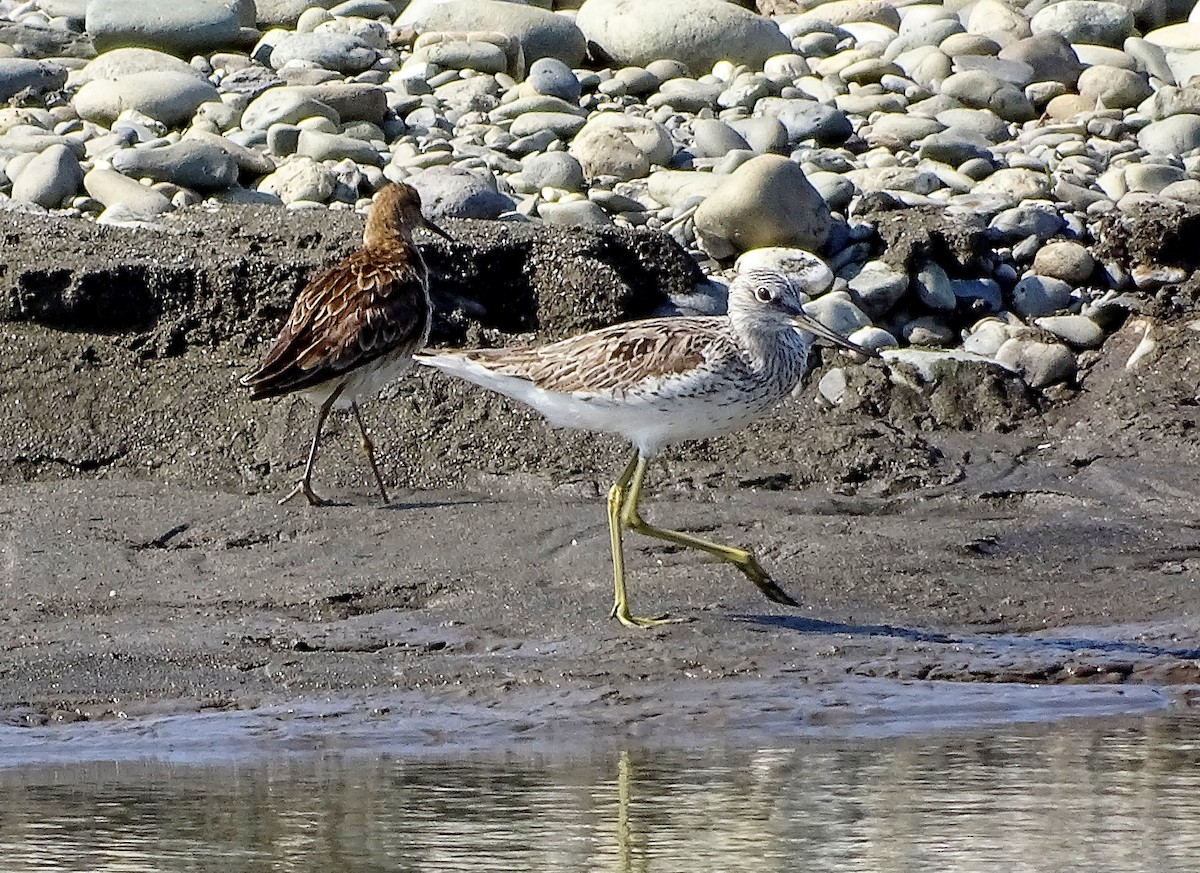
[2,713,1199,873]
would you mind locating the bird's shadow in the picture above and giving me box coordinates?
[738,614,1200,661]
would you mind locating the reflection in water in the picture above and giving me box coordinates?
[2,715,1199,872]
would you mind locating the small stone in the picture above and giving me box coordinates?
[269,32,378,74]
[902,316,956,346]
[1011,274,1073,318]
[1032,241,1095,284]
[537,198,612,226]
[520,152,586,192]
[803,291,872,338]
[962,318,1013,356]
[914,263,956,310]
[1034,314,1105,349]
[297,129,383,166]
[995,337,1077,388]
[257,155,335,204]
[1029,1,1134,48]
[735,248,834,294]
[11,143,82,209]
[818,367,849,405]
[527,57,581,103]
[83,167,173,218]
[951,278,1003,313]
[847,260,908,316]
[73,72,220,128]
[574,0,790,75]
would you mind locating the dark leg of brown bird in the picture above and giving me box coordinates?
[351,401,390,505]
[279,385,344,507]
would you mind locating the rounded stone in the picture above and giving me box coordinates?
[575,0,791,76]
[0,59,68,103]
[296,129,383,166]
[939,70,1035,122]
[527,57,581,103]
[694,155,832,258]
[568,113,672,180]
[83,167,173,218]
[11,143,82,209]
[995,337,1077,388]
[73,71,220,127]
[1034,314,1105,349]
[804,291,872,337]
[397,0,586,67]
[537,198,612,226]
[241,88,340,130]
[520,152,586,192]
[406,165,514,219]
[111,139,239,191]
[847,260,908,316]
[902,316,956,346]
[734,248,834,294]
[257,156,335,204]
[1032,241,1095,284]
[1011,274,1073,318]
[914,263,956,311]
[691,119,750,159]
[269,32,378,74]
[85,0,257,56]
[1137,114,1200,155]
[1030,1,1135,48]
[1077,65,1153,109]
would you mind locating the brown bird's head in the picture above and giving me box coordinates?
[363,182,453,249]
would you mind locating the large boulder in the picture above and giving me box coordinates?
[576,0,790,75]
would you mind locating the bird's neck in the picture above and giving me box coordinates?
[732,315,813,390]
[363,218,414,251]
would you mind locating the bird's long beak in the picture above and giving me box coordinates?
[422,216,454,242]
[789,311,881,359]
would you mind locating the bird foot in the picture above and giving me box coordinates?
[278,481,334,507]
[611,604,691,629]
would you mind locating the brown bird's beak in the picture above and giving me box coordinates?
[422,216,454,242]
[789,311,882,359]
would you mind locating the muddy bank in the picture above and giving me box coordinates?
[1,205,1199,754]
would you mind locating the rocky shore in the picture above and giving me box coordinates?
[0,0,1199,397]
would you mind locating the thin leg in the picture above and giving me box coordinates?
[351,401,390,505]
[607,451,686,629]
[622,455,799,607]
[279,386,344,507]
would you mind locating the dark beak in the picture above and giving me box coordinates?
[422,216,454,242]
[789,311,882,359]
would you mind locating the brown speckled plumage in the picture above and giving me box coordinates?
[241,182,448,506]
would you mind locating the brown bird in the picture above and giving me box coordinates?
[241,182,451,506]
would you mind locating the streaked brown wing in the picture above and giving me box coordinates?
[461,317,734,395]
[242,246,430,400]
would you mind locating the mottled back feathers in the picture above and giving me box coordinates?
[241,242,431,400]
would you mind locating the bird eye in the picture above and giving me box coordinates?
[754,285,773,303]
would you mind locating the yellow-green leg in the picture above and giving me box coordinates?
[621,454,799,608]
[607,451,682,628]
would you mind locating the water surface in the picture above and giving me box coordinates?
[3,714,1199,872]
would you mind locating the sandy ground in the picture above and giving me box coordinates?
[1,205,1199,763]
